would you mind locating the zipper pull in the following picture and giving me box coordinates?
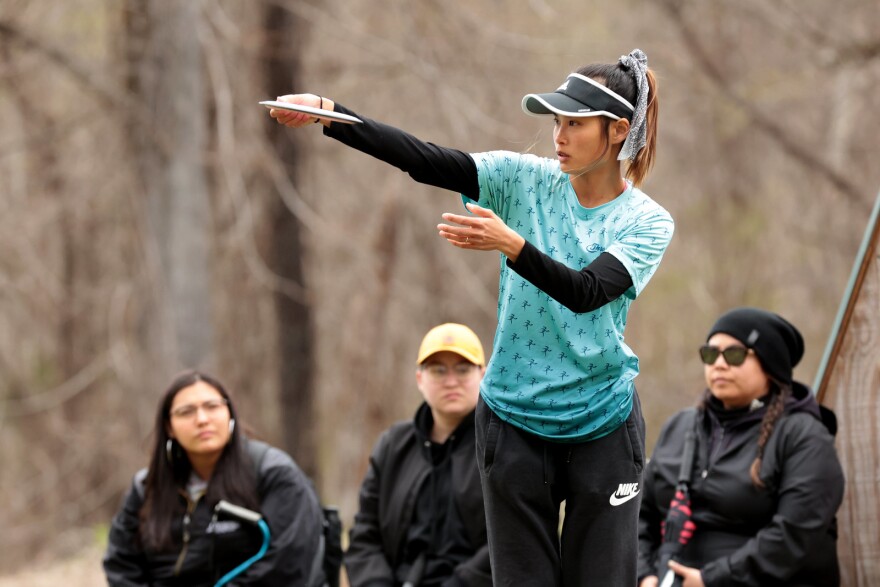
[182,512,191,543]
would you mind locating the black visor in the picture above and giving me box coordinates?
[522,73,634,121]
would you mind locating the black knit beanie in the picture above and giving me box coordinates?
[706,307,804,386]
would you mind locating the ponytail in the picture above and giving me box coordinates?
[577,54,659,187]
[625,68,658,187]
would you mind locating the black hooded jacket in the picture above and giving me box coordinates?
[345,403,491,587]
[638,382,844,587]
[103,439,326,586]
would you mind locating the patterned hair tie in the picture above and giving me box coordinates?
[617,49,649,161]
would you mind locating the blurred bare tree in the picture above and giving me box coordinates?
[123,0,214,369]
[259,1,318,477]
[0,0,878,578]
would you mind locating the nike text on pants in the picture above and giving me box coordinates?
[475,392,645,587]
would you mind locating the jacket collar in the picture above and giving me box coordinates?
[413,401,475,447]
[702,380,826,431]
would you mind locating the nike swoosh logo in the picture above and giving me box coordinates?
[609,490,641,506]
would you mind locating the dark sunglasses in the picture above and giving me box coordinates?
[699,345,752,366]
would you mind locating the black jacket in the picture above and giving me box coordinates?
[104,439,326,586]
[345,403,491,587]
[638,383,844,587]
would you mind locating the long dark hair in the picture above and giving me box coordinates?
[139,370,261,552]
[576,62,659,187]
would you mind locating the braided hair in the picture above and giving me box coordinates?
[749,379,791,489]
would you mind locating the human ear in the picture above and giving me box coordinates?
[415,369,430,400]
[610,119,630,145]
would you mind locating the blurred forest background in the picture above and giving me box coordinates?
[0,0,878,583]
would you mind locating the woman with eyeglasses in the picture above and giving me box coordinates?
[103,370,328,586]
[637,308,844,587]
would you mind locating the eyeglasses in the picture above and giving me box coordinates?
[421,363,479,380]
[170,398,229,420]
[699,345,752,367]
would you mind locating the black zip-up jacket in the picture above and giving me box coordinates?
[345,403,491,587]
[104,439,326,586]
[638,382,844,586]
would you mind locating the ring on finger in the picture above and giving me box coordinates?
[466,237,469,243]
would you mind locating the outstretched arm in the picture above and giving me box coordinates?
[269,94,479,198]
[271,95,634,312]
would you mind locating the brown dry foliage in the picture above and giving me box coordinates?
[1,0,878,579]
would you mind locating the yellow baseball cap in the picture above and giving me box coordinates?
[417,323,485,366]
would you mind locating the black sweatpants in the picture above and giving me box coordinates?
[475,392,645,587]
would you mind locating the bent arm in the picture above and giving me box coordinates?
[439,204,633,311]
[508,248,633,313]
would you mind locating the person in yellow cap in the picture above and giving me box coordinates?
[345,323,491,587]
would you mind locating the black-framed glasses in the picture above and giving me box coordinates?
[699,345,752,366]
[421,363,479,380]
[170,398,229,419]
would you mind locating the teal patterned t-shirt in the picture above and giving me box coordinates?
[467,151,674,441]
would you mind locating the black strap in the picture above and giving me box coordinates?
[676,412,699,487]
[322,507,342,587]
[246,439,271,479]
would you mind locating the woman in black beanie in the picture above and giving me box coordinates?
[637,307,844,587]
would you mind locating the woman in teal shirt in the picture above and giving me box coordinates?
[271,49,672,586]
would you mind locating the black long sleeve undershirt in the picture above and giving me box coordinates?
[325,103,480,198]
[510,245,633,313]
[324,103,634,312]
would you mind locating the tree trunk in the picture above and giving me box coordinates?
[261,4,317,479]
[123,0,214,370]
